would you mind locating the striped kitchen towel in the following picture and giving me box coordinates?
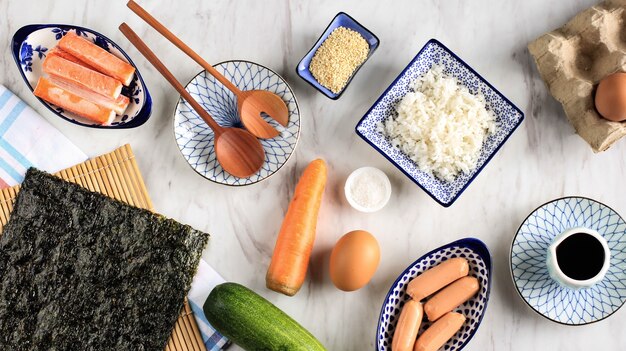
[188,259,231,350]
[0,85,87,187]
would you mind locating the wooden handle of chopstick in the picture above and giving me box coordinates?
[119,23,222,133]
[127,0,242,94]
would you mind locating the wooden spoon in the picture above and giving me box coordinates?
[127,0,289,139]
[119,23,265,178]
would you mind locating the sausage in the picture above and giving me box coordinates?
[406,257,469,301]
[391,300,423,351]
[424,276,479,321]
[413,312,465,351]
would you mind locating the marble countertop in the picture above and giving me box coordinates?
[3,0,626,350]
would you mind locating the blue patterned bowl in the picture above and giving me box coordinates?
[174,61,300,186]
[296,12,379,99]
[356,39,524,207]
[510,197,626,325]
[11,24,151,129]
[377,238,492,351]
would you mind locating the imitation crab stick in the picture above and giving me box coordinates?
[46,47,97,71]
[43,55,122,99]
[407,258,469,301]
[59,32,136,86]
[266,159,327,296]
[34,77,115,125]
[424,276,479,322]
[392,300,423,351]
[48,76,130,115]
[413,312,466,351]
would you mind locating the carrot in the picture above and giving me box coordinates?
[266,159,327,296]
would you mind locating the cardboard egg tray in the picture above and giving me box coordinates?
[529,0,626,152]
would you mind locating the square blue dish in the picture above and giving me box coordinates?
[296,12,379,99]
[356,39,524,207]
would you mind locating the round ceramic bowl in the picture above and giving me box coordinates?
[377,238,492,351]
[11,24,151,128]
[174,60,300,186]
[510,196,626,325]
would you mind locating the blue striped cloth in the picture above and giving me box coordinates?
[0,85,86,187]
[188,259,231,350]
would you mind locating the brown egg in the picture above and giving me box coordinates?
[595,72,626,122]
[329,230,380,291]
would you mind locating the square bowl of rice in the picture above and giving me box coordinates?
[355,39,524,207]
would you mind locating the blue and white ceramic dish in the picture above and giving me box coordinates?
[510,197,626,325]
[356,39,524,207]
[11,24,152,129]
[174,61,300,186]
[377,238,492,351]
[296,12,379,99]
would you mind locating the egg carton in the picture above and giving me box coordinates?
[529,0,626,152]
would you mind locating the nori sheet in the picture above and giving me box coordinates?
[0,168,209,350]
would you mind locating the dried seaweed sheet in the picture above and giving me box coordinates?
[0,168,209,350]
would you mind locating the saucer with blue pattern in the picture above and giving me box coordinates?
[510,197,626,325]
[174,60,300,186]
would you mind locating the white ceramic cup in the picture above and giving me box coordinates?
[546,227,611,289]
[344,167,392,213]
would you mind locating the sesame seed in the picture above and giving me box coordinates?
[309,26,369,94]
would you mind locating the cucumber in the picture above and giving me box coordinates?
[203,282,327,351]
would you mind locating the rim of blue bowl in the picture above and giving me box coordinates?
[355,38,525,207]
[295,11,380,100]
[509,195,626,326]
[172,60,301,187]
[375,237,493,351]
[11,23,152,129]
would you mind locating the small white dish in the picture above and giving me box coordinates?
[344,167,391,213]
[546,226,611,289]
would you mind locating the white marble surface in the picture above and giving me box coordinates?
[3,0,626,350]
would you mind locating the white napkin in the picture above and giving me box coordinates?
[0,85,87,187]
[188,259,231,350]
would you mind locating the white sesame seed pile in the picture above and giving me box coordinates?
[309,27,369,94]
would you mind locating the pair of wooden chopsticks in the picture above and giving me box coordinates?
[120,1,220,131]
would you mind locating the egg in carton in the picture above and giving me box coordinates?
[529,0,626,152]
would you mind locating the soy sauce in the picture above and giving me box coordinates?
[556,233,605,280]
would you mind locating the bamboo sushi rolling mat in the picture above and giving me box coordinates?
[0,144,207,351]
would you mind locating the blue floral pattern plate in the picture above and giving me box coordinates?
[510,197,626,325]
[11,24,151,128]
[356,39,524,207]
[377,238,492,351]
[174,61,300,186]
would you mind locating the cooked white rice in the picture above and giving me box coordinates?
[379,65,496,182]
